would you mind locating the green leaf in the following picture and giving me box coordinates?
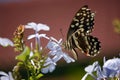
[16,46,30,62]
[36,73,44,79]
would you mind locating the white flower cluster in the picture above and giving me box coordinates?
[82,57,120,80]
[0,22,75,80]
[41,37,75,73]
[25,22,75,74]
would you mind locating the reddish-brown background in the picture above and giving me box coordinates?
[0,0,120,70]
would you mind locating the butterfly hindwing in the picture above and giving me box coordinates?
[86,35,101,56]
[72,29,100,55]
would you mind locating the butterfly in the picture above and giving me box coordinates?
[64,5,101,60]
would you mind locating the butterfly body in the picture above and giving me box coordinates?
[64,5,101,59]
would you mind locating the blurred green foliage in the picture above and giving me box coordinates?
[113,19,120,34]
[41,59,103,80]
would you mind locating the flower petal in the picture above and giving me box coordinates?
[25,22,37,30]
[85,61,98,73]
[44,57,56,66]
[37,23,50,31]
[47,41,58,50]
[27,34,36,40]
[29,51,34,57]
[52,54,63,63]
[62,53,75,63]
[103,67,116,77]
[25,22,36,28]
[0,71,8,76]
[0,77,9,80]
[38,34,49,39]
[0,71,14,80]
[50,37,58,43]
[8,72,14,80]
[96,66,104,79]
[58,38,62,44]
[0,37,13,47]
[25,22,50,32]
[50,37,62,44]
[41,67,49,74]
[49,64,56,73]
[103,58,120,71]
[41,63,56,74]
[41,57,56,74]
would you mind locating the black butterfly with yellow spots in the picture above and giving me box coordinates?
[64,5,101,59]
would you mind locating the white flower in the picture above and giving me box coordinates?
[25,22,50,32]
[103,58,120,71]
[25,22,50,51]
[85,61,98,73]
[82,61,99,80]
[47,38,75,63]
[0,37,13,47]
[82,57,120,80]
[41,37,75,74]
[0,71,14,80]
[103,58,120,78]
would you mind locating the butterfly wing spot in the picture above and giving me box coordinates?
[91,13,95,17]
[75,23,79,26]
[73,17,79,22]
[86,9,90,11]
[86,31,90,35]
[94,49,97,53]
[79,25,84,28]
[86,19,89,22]
[91,17,94,21]
[86,11,90,15]
[83,13,87,16]
[86,23,90,26]
[87,15,90,18]
[80,17,85,21]
[81,7,87,10]
[80,28,84,32]
[92,38,95,42]
[71,25,75,28]
[76,13,81,16]
[80,21,84,24]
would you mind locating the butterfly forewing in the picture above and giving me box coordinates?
[65,5,101,59]
[67,5,95,40]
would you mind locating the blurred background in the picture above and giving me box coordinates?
[0,0,120,80]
